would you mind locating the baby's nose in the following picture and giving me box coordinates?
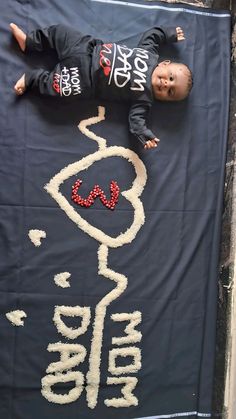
[163,79,169,88]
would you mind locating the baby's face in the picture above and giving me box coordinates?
[152,62,190,101]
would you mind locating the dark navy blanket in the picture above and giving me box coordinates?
[0,1,231,418]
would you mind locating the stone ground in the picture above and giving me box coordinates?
[150,0,235,417]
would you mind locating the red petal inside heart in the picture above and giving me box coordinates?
[71,180,120,210]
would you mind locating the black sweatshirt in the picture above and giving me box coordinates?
[25,25,177,145]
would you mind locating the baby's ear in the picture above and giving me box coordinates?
[159,60,171,67]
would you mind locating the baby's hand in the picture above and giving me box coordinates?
[176,27,185,41]
[144,138,160,150]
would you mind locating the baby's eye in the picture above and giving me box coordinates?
[170,75,174,81]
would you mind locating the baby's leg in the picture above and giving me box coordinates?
[10,23,26,52]
[17,25,77,57]
[24,25,99,60]
[22,67,62,97]
[14,74,26,95]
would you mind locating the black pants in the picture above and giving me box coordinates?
[25,24,102,97]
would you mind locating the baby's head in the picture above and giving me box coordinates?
[152,61,193,102]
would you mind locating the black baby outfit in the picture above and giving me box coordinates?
[25,25,177,145]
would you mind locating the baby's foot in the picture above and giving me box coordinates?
[14,74,26,95]
[10,23,26,52]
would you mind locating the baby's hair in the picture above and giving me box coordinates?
[184,64,193,96]
[170,60,193,98]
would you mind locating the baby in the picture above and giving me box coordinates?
[10,23,192,150]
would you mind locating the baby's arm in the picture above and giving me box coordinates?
[137,26,185,54]
[129,102,159,150]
